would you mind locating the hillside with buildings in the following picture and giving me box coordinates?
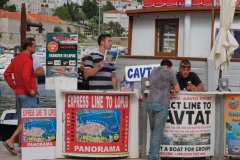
[0,0,142,48]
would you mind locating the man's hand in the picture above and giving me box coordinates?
[170,88,176,95]
[30,90,36,96]
[187,83,195,91]
[98,61,105,69]
[34,66,45,76]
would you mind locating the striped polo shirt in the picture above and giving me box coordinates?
[84,51,116,90]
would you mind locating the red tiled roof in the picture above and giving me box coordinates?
[0,9,65,23]
[104,10,126,14]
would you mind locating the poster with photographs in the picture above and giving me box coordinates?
[224,95,240,157]
[46,33,78,89]
[21,108,56,160]
[146,94,215,158]
[64,93,129,155]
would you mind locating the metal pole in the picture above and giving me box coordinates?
[98,1,101,36]
[20,3,26,48]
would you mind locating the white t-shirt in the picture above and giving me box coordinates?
[32,54,42,70]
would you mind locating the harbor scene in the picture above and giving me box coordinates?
[1,0,240,159]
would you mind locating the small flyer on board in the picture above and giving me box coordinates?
[120,81,134,92]
[104,50,119,63]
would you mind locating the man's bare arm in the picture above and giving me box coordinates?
[34,66,45,76]
[84,61,105,79]
[196,83,204,91]
[112,72,118,90]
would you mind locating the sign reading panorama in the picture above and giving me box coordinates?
[125,64,160,81]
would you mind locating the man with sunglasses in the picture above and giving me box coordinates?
[176,60,204,92]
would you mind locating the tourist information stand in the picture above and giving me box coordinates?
[54,80,139,158]
[142,91,239,159]
[145,92,216,158]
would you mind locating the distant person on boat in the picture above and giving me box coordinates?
[77,56,89,90]
[84,34,118,90]
[3,37,38,155]
[176,60,204,92]
[145,59,180,160]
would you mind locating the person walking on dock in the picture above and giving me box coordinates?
[3,37,38,155]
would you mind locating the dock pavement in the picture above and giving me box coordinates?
[0,142,237,160]
[0,141,146,160]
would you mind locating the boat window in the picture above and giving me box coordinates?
[4,113,17,120]
[216,29,240,59]
[155,19,179,57]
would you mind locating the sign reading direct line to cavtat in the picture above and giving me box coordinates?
[125,64,160,82]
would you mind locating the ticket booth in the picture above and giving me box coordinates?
[54,78,139,158]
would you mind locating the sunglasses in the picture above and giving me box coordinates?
[181,65,191,69]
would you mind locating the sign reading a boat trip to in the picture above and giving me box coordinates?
[224,95,240,157]
[21,108,56,160]
[64,94,130,154]
[146,94,215,158]
[46,33,78,90]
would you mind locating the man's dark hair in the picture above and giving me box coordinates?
[22,37,35,50]
[82,56,87,62]
[161,59,172,67]
[180,60,191,67]
[97,34,111,46]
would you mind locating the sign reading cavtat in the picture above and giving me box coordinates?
[125,64,159,81]
[224,95,240,157]
[65,94,129,154]
[146,94,215,157]
[46,33,78,89]
[22,108,56,160]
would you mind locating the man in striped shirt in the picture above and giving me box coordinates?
[84,34,118,90]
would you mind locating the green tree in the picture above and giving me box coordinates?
[0,0,9,9]
[82,0,98,19]
[53,26,63,32]
[67,27,72,32]
[101,23,109,33]
[4,4,16,12]
[74,11,87,23]
[102,1,115,12]
[77,32,87,42]
[53,6,72,21]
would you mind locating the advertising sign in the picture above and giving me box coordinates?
[125,64,159,82]
[65,94,130,154]
[22,108,56,160]
[146,94,215,157]
[224,94,240,157]
[46,33,78,89]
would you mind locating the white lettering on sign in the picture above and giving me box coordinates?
[115,96,128,108]
[67,95,89,108]
[92,96,103,108]
[74,145,120,152]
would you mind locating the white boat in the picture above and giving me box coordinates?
[0,61,11,80]
[0,109,18,141]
